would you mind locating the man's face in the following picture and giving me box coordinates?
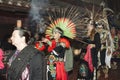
[11,30,22,46]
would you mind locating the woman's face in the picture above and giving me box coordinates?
[87,24,94,31]
[53,31,61,40]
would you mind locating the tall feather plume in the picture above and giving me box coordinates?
[74,3,115,43]
[45,6,81,39]
[45,4,114,44]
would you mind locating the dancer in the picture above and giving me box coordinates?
[83,20,101,80]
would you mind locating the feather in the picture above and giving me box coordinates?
[45,6,80,39]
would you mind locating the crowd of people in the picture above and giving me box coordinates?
[0,7,120,80]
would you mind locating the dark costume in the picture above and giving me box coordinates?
[84,32,101,68]
[99,30,108,66]
[83,32,101,79]
[7,45,45,80]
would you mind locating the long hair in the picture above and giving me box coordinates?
[90,28,96,40]
[88,20,96,40]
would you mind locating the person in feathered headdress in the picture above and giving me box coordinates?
[42,27,70,80]
[83,20,101,80]
[43,25,74,80]
[42,6,80,80]
[74,5,115,79]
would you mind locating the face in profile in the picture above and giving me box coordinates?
[11,30,23,46]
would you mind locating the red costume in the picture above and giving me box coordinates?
[35,41,46,51]
[84,45,94,72]
[47,38,70,80]
[47,39,56,52]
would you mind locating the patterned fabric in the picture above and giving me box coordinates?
[48,52,67,80]
[20,66,29,80]
[47,38,70,80]
[79,64,88,77]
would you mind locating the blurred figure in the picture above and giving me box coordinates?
[83,20,101,80]
[96,23,108,67]
[0,48,4,69]
[0,48,5,79]
[111,27,118,50]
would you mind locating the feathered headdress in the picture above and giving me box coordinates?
[77,5,114,30]
[45,6,81,39]
[74,4,114,36]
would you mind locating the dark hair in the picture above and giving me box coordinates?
[87,20,96,40]
[14,27,31,43]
